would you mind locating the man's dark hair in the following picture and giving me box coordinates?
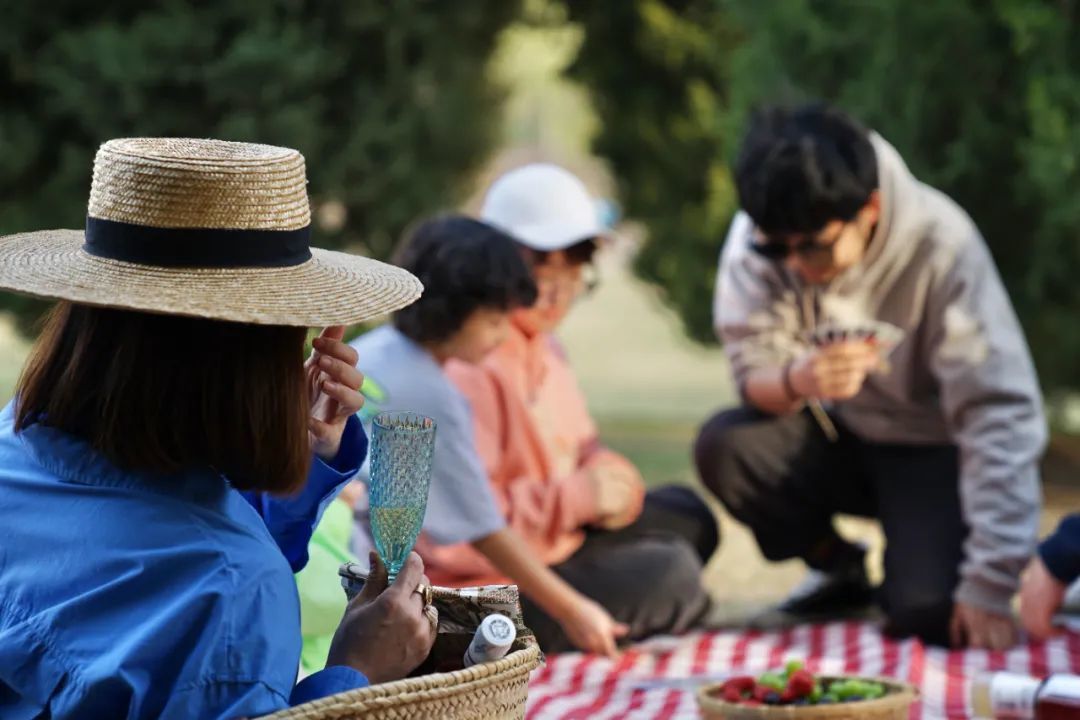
[735,103,878,236]
[392,215,538,344]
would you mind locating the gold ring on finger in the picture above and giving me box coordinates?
[415,583,434,607]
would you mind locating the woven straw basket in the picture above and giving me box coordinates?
[259,644,542,720]
[697,676,918,720]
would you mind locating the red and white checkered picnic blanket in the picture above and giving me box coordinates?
[526,622,1080,719]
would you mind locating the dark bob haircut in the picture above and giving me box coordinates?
[392,215,538,344]
[16,302,311,494]
[735,103,878,236]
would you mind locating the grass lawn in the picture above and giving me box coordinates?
[596,416,700,487]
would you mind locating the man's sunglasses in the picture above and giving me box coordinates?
[749,225,846,263]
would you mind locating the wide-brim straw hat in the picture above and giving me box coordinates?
[0,138,422,326]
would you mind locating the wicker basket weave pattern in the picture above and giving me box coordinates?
[259,645,542,720]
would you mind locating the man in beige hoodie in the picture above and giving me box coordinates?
[695,103,1045,649]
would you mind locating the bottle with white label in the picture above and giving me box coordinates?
[463,613,516,668]
[971,672,1080,719]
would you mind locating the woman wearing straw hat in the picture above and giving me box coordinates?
[0,138,436,718]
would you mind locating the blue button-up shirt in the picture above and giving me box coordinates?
[0,402,369,719]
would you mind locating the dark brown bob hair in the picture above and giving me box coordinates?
[15,302,310,494]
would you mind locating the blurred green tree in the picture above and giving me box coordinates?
[0,0,519,331]
[569,0,1080,394]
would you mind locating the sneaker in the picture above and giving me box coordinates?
[777,562,875,617]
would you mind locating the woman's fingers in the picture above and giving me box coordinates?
[387,553,427,614]
[320,377,365,417]
[314,334,360,367]
[317,353,364,391]
[317,325,347,343]
[357,551,389,603]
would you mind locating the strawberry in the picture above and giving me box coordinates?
[787,669,816,698]
[728,676,757,693]
[722,686,743,703]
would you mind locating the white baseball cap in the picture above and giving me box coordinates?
[480,163,605,252]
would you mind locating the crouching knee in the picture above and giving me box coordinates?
[694,408,755,509]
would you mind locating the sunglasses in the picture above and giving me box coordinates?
[749,224,848,263]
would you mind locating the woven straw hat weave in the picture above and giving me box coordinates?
[0,138,422,325]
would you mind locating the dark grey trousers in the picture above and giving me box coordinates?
[521,485,718,653]
[694,406,965,646]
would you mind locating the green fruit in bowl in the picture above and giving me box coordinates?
[758,672,787,691]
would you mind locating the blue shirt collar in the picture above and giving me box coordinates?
[7,403,231,504]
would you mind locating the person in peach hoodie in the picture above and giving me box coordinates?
[351,215,628,657]
[446,165,719,652]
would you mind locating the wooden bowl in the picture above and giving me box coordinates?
[697,676,918,720]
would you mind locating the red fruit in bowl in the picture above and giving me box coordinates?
[753,684,775,702]
[722,686,743,703]
[788,669,816,698]
[721,676,756,695]
[781,688,796,703]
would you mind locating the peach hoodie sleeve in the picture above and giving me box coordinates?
[447,360,600,545]
[544,336,646,523]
